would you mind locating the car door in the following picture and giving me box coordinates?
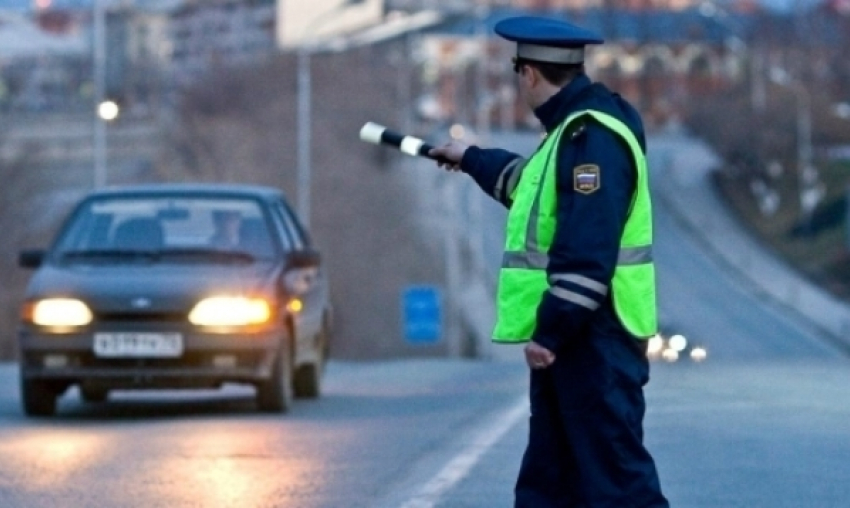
[270,200,326,360]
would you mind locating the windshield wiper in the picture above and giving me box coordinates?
[61,249,160,261]
[60,248,255,264]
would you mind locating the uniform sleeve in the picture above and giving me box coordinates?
[531,122,636,352]
[460,146,528,208]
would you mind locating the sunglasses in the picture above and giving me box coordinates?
[512,57,526,75]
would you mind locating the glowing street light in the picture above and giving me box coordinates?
[98,100,120,122]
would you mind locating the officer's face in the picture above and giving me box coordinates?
[516,64,539,109]
[515,64,529,101]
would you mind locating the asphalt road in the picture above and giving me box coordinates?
[0,360,528,508]
[397,133,850,508]
[0,134,848,507]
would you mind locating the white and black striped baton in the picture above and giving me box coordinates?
[359,122,452,165]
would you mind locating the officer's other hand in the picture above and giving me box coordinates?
[428,141,467,172]
[525,342,555,369]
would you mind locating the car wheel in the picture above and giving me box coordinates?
[256,340,293,413]
[80,386,109,403]
[21,378,57,417]
[293,363,321,399]
[294,328,326,399]
[321,317,331,367]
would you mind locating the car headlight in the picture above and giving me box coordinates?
[24,298,93,327]
[188,296,272,327]
[647,334,664,356]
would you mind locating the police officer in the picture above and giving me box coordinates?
[429,15,669,508]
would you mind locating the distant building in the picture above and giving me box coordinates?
[0,0,397,112]
[387,0,762,11]
[0,10,88,112]
[414,6,768,129]
[276,0,385,49]
[168,0,277,85]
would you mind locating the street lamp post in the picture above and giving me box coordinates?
[770,66,822,226]
[793,82,823,228]
[296,45,312,228]
[296,1,359,229]
[93,0,107,188]
[795,83,813,177]
[698,0,764,111]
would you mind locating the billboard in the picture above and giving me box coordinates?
[277,0,384,49]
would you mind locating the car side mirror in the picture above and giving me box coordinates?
[19,249,46,269]
[283,249,321,295]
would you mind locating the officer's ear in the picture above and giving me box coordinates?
[524,65,542,89]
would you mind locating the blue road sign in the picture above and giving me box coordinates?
[402,285,441,344]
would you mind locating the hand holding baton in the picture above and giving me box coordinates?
[358,122,454,165]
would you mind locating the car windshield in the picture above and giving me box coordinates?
[53,196,276,262]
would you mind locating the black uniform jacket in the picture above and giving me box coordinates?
[459,74,647,352]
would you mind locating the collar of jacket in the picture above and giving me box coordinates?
[533,73,593,133]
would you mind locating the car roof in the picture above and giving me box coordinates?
[85,183,286,201]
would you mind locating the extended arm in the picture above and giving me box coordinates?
[430,142,528,209]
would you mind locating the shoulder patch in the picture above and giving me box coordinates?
[573,164,600,194]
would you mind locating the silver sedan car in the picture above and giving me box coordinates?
[17,184,332,416]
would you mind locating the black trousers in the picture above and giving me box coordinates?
[514,333,669,508]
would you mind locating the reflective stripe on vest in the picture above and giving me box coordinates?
[492,109,657,343]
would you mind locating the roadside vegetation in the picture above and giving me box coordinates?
[685,82,850,301]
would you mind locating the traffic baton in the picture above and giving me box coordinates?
[358,122,452,165]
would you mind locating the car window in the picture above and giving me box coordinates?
[53,196,277,259]
[269,203,296,252]
[273,201,307,249]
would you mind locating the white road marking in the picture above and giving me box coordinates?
[398,396,528,508]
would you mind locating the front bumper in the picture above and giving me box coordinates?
[19,325,285,389]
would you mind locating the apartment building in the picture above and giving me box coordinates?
[168,0,277,85]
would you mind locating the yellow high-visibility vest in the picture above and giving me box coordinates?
[493,109,656,342]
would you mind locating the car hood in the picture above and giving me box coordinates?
[25,261,281,313]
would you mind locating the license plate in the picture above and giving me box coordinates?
[93,332,184,358]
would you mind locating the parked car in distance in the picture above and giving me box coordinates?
[17,183,332,417]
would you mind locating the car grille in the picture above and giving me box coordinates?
[95,311,187,323]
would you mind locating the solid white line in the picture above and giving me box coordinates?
[398,396,528,508]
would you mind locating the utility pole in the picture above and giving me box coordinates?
[296,0,361,229]
[93,0,107,188]
[296,44,312,228]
